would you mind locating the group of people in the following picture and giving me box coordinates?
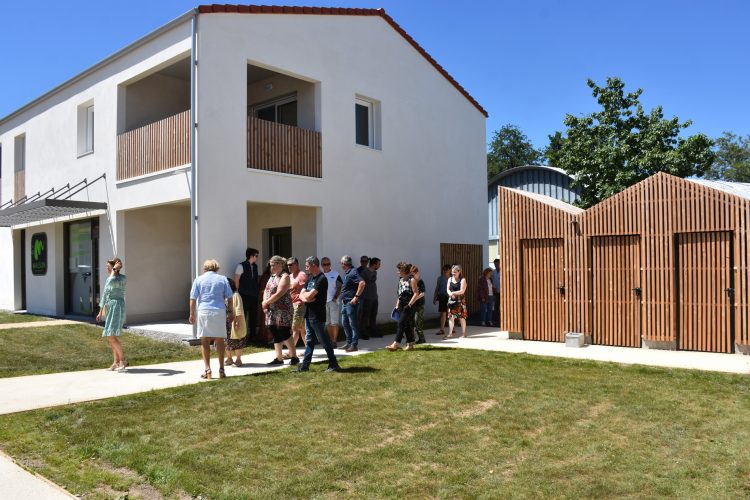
[96,250,502,378]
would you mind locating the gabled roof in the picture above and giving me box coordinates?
[500,187,584,215]
[198,5,487,117]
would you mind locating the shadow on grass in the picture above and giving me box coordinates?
[123,368,185,376]
[338,366,380,374]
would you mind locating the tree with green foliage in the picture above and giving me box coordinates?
[547,77,715,208]
[705,132,750,182]
[487,124,541,179]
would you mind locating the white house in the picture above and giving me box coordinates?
[0,5,487,323]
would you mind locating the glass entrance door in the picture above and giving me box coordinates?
[68,221,94,315]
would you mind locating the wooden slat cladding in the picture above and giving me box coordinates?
[677,232,734,353]
[497,188,581,335]
[439,243,483,314]
[247,117,322,178]
[116,110,191,181]
[14,170,25,201]
[591,235,641,347]
[522,238,565,341]
[498,172,750,354]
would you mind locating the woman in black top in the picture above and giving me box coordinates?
[446,265,468,338]
[386,262,419,351]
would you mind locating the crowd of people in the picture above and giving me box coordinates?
[96,251,503,378]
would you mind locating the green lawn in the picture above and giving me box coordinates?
[0,311,49,323]
[0,323,206,377]
[0,348,748,499]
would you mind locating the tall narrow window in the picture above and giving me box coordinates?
[77,100,94,156]
[355,96,381,149]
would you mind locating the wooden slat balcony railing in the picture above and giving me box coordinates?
[117,110,191,181]
[247,116,322,178]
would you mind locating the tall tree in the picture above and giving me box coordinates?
[487,124,540,179]
[705,132,750,182]
[549,77,714,208]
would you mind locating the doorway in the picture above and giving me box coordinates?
[65,219,99,316]
[521,238,565,342]
[267,226,292,260]
[591,235,641,347]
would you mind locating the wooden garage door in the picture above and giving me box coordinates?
[677,231,734,353]
[591,235,641,347]
[522,239,565,342]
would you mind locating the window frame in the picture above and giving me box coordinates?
[249,93,298,127]
[355,98,374,148]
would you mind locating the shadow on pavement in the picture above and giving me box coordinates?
[122,368,185,376]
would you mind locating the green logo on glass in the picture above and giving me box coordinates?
[31,233,47,276]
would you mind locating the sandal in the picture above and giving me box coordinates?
[108,362,118,371]
[437,330,445,336]
[224,358,233,365]
[219,368,226,379]
[445,333,455,338]
[404,343,414,351]
[385,343,400,351]
[117,360,128,372]
[201,369,212,380]
[234,360,243,367]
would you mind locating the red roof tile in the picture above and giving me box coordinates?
[197,4,487,117]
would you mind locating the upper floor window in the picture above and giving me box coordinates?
[77,101,94,156]
[251,94,297,127]
[355,96,381,149]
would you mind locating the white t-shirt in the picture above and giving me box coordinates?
[324,270,342,303]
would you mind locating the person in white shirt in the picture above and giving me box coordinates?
[321,257,343,347]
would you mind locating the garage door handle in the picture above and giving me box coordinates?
[558,285,565,295]
[726,287,734,297]
[632,287,641,297]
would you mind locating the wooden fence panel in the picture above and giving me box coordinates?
[247,116,322,178]
[521,238,565,341]
[677,231,734,353]
[591,235,641,347]
[439,243,483,314]
[14,170,25,202]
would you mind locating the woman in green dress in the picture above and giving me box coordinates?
[96,257,127,371]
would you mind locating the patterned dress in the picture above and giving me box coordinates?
[264,273,293,327]
[100,274,126,336]
[448,277,468,319]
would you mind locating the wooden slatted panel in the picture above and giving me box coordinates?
[591,235,641,347]
[521,238,565,341]
[677,231,734,353]
[116,110,191,181]
[14,169,25,201]
[439,243,483,314]
[247,116,322,178]
[498,172,750,353]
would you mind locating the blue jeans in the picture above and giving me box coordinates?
[480,301,492,324]
[301,317,340,369]
[341,301,361,346]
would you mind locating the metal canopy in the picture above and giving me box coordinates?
[0,199,107,227]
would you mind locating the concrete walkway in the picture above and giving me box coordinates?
[0,319,80,330]
[1,323,748,497]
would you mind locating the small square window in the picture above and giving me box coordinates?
[355,96,381,150]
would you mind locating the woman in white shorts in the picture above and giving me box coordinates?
[189,259,233,379]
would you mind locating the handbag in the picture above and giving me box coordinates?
[390,307,400,322]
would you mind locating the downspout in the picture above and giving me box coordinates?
[190,9,199,339]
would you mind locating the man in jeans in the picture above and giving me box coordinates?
[339,255,366,352]
[296,256,340,372]
[234,248,259,343]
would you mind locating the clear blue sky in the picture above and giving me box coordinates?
[1,0,748,150]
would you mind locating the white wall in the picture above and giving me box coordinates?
[24,223,65,316]
[124,72,190,132]
[196,13,486,320]
[122,204,191,323]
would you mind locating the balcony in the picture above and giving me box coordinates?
[247,116,321,178]
[116,110,190,181]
